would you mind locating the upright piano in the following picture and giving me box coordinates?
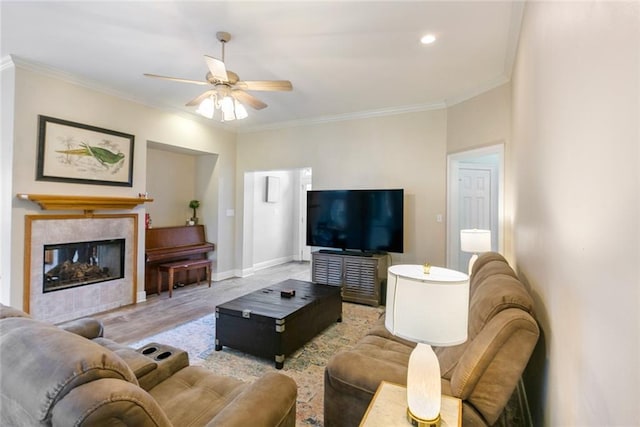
[145,225,215,295]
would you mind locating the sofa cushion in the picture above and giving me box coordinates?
[151,367,298,426]
[149,366,247,425]
[326,337,412,395]
[206,371,298,427]
[468,274,534,337]
[470,252,509,276]
[470,259,517,296]
[0,317,137,425]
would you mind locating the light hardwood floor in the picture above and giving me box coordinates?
[82,261,312,344]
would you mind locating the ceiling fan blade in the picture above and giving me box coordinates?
[204,55,228,82]
[143,73,208,85]
[185,90,217,107]
[235,80,293,91]
[232,90,268,110]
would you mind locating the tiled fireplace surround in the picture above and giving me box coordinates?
[26,214,137,324]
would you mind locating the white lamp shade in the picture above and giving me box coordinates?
[196,97,215,119]
[234,100,248,119]
[385,265,469,346]
[221,96,235,114]
[460,229,491,253]
[222,108,236,121]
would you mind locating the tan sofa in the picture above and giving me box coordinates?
[0,304,297,426]
[324,252,540,426]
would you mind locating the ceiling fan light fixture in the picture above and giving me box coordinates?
[194,92,248,122]
[421,34,437,45]
[146,31,289,123]
[235,100,248,119]
[221,95,235,114]
[196,96,215,119]
[222,108,236,122]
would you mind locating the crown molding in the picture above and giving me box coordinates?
[0,55,15,72]
[239,101,448,133]
[8,45,515,135]
[503,1,525,80]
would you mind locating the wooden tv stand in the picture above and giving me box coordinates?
[311,251,388,306]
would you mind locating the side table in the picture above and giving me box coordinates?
[360,381,461,427]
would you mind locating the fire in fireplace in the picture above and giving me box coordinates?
[43,239,125,292]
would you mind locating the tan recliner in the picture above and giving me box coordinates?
[0,304,297,427]
[324,252,540,426]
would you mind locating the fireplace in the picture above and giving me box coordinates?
[43,239,125,293]
[25,214,138,323]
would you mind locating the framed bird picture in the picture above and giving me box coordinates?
[37,115,134,187]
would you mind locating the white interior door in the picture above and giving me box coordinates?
[458,164,493,272]
[446,144,503,273]
[459,165,492,229]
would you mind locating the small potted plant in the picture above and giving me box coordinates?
[188,199,200,225]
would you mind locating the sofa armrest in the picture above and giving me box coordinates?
[134,343,189,391]
[51,378,172,427]
[324,348,410,427]
[91,338,158,379]
[0,303,31,319]
[58,318,104,339]
[206,372,297,427]
[450,308,539,425]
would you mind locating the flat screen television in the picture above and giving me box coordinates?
[306,189,404,254]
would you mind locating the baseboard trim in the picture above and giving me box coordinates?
[253,256,295,272]
[235,268,254,278]
[208,257,298,281]
[212,270,235,281]
[136,291,146,303]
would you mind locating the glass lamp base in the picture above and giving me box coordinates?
[406,343,442,425]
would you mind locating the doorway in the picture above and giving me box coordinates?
[241,167,312,274]
[447,144,503,272]
[297,168,313,262]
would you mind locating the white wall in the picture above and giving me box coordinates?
[447,83,511,154]
[0,59,15,302]
[5,63,237,307]
[512,2,639,425]
[235,110,448,271]
[446,84,513,259]
[252,170,295,269]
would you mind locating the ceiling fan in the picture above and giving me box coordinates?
[144,31,292,121]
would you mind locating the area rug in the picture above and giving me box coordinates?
[131,302,385,426]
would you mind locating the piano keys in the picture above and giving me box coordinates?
[145,225,215,295]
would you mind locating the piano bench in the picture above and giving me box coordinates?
[157,259,212,298]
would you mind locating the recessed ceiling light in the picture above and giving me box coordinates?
[420,34,437,45]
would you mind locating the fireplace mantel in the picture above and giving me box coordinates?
[17,193,153,212]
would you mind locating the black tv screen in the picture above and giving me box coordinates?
[306,189,404,253]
